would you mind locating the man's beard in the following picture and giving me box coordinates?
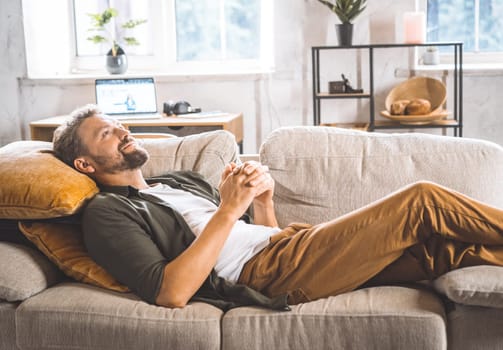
[92,140,149,174]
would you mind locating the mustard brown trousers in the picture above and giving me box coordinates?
[238,181,503,304]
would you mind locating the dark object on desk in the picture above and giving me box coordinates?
[163,100,202,115]
[328,74,364,94]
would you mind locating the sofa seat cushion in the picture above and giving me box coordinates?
[0,301,18,350]
[444,304,503,350]
[434,265,503,308]
[259,127,503,227]
[0,242,62,302]
[16,282,223,350]
[222,286,447,350]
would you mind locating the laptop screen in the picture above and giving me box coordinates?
[95,78,157,116]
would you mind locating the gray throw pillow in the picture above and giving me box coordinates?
[0,242,63,301]
[433,266,503,308]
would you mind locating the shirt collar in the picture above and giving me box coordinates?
[98,184,139,197]
[98,177,180,197]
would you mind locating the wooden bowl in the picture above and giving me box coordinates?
[385,77,447,114]
[380,110,450,125]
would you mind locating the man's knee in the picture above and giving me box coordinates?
[403,180,443,198]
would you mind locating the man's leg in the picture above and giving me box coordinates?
[238,181,503,304]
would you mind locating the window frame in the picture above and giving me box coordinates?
[421,0,503,65]
[40,0,274,76]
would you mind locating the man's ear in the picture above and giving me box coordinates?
[74,157,96,174]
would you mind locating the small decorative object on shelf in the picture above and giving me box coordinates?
[329,74,364,93]
[87,8,147,74]
[316,0,367,47]
[403,11,426,44]
[421,46,440,65]
[321,122,369,131]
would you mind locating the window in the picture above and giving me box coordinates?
[22,0,273,77]
[174,0,262,62]
[427,0,503,53]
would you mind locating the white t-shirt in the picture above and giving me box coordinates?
[141,183,280,283]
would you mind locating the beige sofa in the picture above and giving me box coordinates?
[1,127,503,350]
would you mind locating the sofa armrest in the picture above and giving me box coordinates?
[434,266,503,308]
[0,242,63,301]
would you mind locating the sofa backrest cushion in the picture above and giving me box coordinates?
[140,130,239,187]
[259,127,503,227]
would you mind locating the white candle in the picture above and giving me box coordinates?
[403,12,426,44]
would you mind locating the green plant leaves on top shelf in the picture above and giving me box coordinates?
[316,0,367,24]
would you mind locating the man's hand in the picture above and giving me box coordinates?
[220,161,278,227]
[218,162,265,221]
[220,161,274,201]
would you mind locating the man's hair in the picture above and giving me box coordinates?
[53,104,101,168]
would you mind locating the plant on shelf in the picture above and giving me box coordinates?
[316,0,367,24]
[315,0,367,46]
[87,8,147,57]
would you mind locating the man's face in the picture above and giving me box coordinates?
[76,115,149,174]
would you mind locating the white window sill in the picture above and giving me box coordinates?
[396,63,503,78]
[20,68,274,86]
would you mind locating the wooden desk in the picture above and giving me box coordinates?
[30,113,244,151]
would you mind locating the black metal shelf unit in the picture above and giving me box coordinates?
[311,42,463,136]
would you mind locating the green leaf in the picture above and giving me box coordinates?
[121,19,147,29]
[316,0,367,23]
[86,7,147,50]
[316,0,336,12]
[123,37,140,46]
[87,35,107,44]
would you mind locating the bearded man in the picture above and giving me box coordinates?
[52,104,503,310]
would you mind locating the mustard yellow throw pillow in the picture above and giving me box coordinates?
[0,141,99,219]
[19,221,129,292]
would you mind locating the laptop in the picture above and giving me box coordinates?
[95,77,162,120]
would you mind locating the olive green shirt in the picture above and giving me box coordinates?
[82,170,289,311]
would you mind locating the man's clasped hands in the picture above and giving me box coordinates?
[218,161,275,220]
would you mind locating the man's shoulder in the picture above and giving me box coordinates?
[85,191,131,212]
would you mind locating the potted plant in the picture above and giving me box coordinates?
[422,46,440,65]
[87,8,147,74]
[316,0,367,46]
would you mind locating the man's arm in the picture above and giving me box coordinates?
[253,197,278,228]
[156,162,272,308]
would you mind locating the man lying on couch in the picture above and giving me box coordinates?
[52,104,503,310]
